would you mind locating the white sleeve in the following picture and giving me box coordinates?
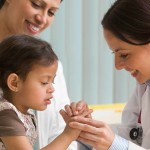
[37,61,78,150]
[129,142,147,150]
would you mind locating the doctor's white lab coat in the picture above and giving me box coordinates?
[115,83,150,150]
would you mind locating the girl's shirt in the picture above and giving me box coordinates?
[0,99,37,150]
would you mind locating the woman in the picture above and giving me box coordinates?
[0,0,86,149]
[67,0,150,149]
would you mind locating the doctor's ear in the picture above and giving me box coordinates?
[7,73,21,92]
[5,0,13,6]
[6,0,11,3]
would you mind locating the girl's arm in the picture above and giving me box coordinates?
[1,136,33,150]
[1,121,80,150]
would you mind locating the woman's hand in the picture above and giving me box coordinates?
[69,116,115,150]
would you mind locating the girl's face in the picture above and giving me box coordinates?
[104,29,150,84]
[14,61,58,114]
[3,0,61,35]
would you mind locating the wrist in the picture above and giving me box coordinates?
[62,126,80,141]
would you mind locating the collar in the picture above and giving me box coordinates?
[145,80,150,86]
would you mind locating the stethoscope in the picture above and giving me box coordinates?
[129,81,150,143]
[129,111,143,144]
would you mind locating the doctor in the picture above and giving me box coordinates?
[66,0,150,149]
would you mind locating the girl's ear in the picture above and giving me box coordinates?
[7,73,21,92]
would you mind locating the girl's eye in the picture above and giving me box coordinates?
[42,82,48,85]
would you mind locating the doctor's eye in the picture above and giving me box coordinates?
[48,10,55,17]
[120,54,129,59]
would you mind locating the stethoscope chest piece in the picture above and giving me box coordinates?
[130,128,139,140]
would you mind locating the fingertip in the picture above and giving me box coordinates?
[77,106,82,111]
[59,109,66,117]
[69,122,74,127]
[77,101,88,110]
[59,109,63,114]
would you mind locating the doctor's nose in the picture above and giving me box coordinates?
[115,56,125,70]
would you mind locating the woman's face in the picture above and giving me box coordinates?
[3,0,61,35]
[104,29,150,84]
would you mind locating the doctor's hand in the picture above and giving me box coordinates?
[69,116,115,150]
[62,100,93,118]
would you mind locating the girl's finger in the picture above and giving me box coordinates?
[70,102,78,115]
[64,104,73,116]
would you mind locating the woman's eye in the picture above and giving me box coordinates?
[32,2,41,8]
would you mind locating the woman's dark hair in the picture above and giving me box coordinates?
[0,34,58,96]
[101,0,150,45]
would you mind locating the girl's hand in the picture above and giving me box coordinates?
[62,100,93,118]
[59,100,93,141]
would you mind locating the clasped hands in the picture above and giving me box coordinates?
[60,100,115,150]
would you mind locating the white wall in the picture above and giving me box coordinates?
[40,0,136,104]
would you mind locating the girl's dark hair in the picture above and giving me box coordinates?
[0,34,58,95]
[101,0,150,45]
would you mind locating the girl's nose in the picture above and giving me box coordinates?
[47,84,55,93]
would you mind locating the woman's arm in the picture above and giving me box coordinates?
[69,116,150,150]
[69,117,114,150]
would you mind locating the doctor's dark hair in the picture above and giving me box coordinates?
[0,34,58,95]
[0,0,5,9]
[0,0,63,9]
[101,0,150,45]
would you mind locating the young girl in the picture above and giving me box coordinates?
[0,34,89,150]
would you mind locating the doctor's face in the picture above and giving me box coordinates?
[3,0,61,36]
[104,29,150,84]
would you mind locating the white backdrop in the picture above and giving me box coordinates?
[40,0,136,104]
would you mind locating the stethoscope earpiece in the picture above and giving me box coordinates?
[130,128,139,140]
